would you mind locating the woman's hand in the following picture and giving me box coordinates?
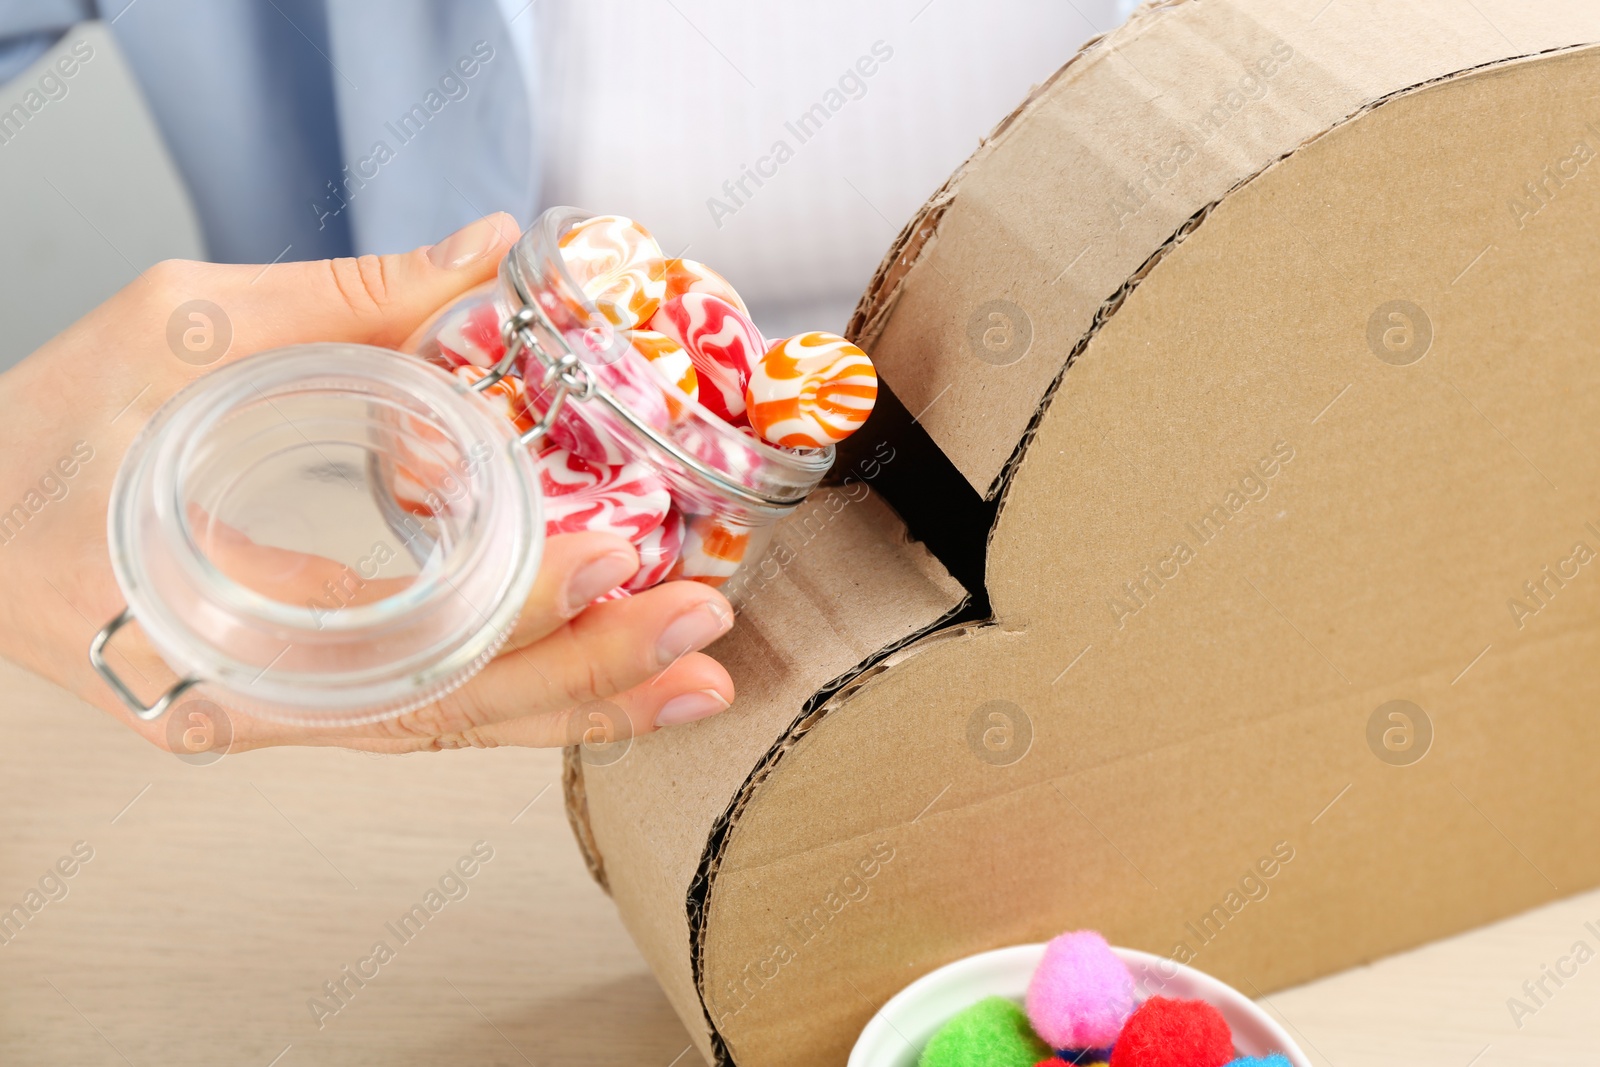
[0,215,736,753]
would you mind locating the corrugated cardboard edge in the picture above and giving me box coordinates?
[565,489,967,1065]
[845,0,1192,354]
[683,609,979,951]
[982,38,1597,519]
[852,0,1600,497]
[686,622,984,1067]
[561,745,608,892]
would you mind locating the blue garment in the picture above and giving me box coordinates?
[0,0,536,262]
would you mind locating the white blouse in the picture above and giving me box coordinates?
[517,0,1132,337]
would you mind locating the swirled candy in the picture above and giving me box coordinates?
[659,258,749,315]
[453,365,534,434]
[558,215,667,329]
[433,298,507,369]
[649,293,763,426]
[667,515,751,587]
[384,408,483,519]
[626,329,699,414]
[746,332,877,448]
[537,444,671,545]
[625,508,687,592]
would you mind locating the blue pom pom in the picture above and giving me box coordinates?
[1058,1050,1114,1064]
[1226,1057,1292,1067]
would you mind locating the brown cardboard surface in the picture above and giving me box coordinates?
[570,488,966,1063]
[568,4,1600,1064]
[853,0,1600,497]
[703,45,1600,1064]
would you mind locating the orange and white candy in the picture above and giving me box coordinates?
[558,215,667,329]
[626,329,698,410]
[390,366,535,513]
[658,258,749,315]
[667,515,750,587]
[745,332,877,448]
[453,365,535,434]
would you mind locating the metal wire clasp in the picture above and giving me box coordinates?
[467,304,595,447]
[90,608,198,720]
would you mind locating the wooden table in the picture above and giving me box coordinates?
[2,656,1594,1066]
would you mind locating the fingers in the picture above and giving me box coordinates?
[122,527,736,757]
[214,585,738,754]
[186,505,413,604]
[238,212,520,350]
[504,532,640,651]
[379,580,735,740]
[253,650,734,754]
[133,213,522,359]
[427,652,735,750]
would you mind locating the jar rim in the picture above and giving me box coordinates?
[106,344,543,722]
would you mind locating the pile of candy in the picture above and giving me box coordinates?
[918,931,1292,1067]
[414,214,879,597]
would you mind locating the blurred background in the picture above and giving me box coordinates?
[0,0,1136,371]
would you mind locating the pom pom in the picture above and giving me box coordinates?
[918,996,1051,1067]
[1224,1058,1291,1067]
[1025,930,1136,1049]
[1108,997,1233,1067]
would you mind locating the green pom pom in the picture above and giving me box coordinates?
[919,996,1052,1067]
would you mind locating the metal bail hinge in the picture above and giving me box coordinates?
[89,608,199,721]
[466,305,541,394]
[466,302,597,448]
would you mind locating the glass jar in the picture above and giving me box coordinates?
[402,206,833,599]
[90,343,544,725]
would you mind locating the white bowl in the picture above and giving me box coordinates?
[848,944,1312,1067]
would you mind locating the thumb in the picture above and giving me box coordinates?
[225,213,521,352]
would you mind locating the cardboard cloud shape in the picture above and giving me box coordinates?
[566,3,1600,1064]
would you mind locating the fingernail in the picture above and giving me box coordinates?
[655,601,733,666]
[427,215,508,270]
[656,689,731,727]
[563,551,639,616]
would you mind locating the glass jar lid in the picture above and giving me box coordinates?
[94,344,543,726]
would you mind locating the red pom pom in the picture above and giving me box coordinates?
[1108,997,1233,1067]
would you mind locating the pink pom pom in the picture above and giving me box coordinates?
[1025,930,1136,1050]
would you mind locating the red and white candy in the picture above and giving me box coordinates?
[537,444,671,545]
[432,298,507,369]
[558,215,667,329]
[746,332,877,448]
[625,508,687,592]
[384,411,480,519]
[648,293,763,426]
